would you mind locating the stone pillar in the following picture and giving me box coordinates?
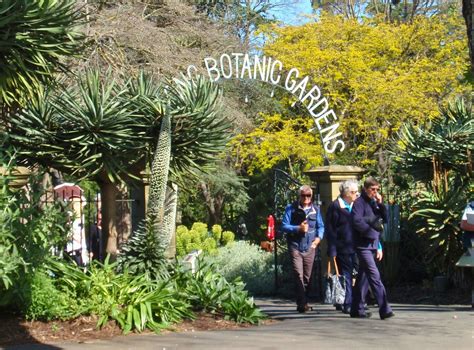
[0,166,31,189]
[304,165,366,217]
[304,165,366,300]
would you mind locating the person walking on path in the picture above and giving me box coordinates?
[325,179,359,314]
[350,177,394,320]
[281,185,324,313]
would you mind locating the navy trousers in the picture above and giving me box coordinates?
[290,247,316,308]
[336,253,355,312]
[351,249,392,317]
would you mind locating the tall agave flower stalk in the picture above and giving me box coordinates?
[147,108,172,249]
[162,183,179,257]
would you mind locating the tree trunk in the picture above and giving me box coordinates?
[199,182,224,226]
[463,0,474,76]
[99,180,120,259]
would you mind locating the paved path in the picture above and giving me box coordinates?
[6,299,473,350]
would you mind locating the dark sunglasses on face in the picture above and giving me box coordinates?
[300,194,312,198]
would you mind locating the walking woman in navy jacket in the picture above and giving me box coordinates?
[325,179,359,314]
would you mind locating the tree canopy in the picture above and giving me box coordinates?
[231,113,324,176]
[259,13,470,167]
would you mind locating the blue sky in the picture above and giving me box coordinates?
[268,0,315,26]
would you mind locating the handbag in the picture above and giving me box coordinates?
[323,257,346,305]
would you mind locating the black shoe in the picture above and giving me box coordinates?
[297,304,311,313]
[335,304,342,311]
[342,308,351,314]
[350,311,372,318]
[380,312,395,320]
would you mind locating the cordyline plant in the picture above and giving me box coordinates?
[392,96,473,277]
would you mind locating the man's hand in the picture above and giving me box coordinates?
[311,237,321,249]
[299,220,308,234]
[376,249,383,261]
[375,192,383,204]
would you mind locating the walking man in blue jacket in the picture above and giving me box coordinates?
[281,185,324,313]
[350,177,394,320]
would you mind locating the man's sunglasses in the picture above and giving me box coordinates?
[300,194,312,198]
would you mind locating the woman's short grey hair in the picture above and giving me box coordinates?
[339,179,359,196]
[299,185,313,195]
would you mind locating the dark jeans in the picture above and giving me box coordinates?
[336,253,356,312]
[351,249,392,317]
[290,247,316,308]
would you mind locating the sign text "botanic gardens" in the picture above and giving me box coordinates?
[186,53,345,154]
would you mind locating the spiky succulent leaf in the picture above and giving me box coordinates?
[0,0,86,108]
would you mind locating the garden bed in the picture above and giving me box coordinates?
[0,312,271,347]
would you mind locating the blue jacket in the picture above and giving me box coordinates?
[325,198,355,257]
[352,191,387,250]
[281,201,324,252]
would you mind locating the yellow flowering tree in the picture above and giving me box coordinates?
[230,114,324,176]
[259,14,469,168]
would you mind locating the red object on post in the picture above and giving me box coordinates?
[266,214,275,241]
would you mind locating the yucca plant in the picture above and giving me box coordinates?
[0,0,86,110]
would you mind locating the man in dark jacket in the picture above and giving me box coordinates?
[281,185,324,313]
[350,177,394,320]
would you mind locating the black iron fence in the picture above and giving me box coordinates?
[39,190,102,265]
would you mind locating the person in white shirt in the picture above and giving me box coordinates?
[460,200,474,250]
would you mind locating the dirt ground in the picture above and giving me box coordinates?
[0,312,274,347]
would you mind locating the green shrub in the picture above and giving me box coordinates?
[174,259,266,324]
[22,269,81,321]
[221,230,235,245]
[48,257,193,333]
[176,222,235,257]
[211,224,222,242]
[191,222,208,241]
[47,256,265,331]
[0,151,67,299]
[208,241,275,296]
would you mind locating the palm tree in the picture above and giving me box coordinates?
[5,70,231,256]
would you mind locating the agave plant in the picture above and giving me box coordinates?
[394,97,473,185]
[0,0,86,110]
[393,96,474,277]
[408,177,467,276]
[117,110,173,275]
